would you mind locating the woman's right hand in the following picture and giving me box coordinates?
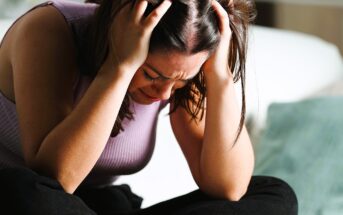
[107,0,172,73]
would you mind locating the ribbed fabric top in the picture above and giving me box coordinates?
[0,0,168,187]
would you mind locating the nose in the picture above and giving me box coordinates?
[153,80,174,100]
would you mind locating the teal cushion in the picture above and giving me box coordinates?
[254,96,343,215]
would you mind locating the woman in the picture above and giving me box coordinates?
[0,0,297,214]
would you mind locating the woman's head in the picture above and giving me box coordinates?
[85,0,256,138]
[128,51,209,104]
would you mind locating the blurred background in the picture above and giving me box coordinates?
[1,0,343,214]
[255,0,343,55]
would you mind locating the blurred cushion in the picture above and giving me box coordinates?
[242,26,343,132]
[254,96,343,215]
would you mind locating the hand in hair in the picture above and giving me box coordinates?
[107,0,172,72]
[202,0,232,82]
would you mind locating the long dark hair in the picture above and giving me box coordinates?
[84,0,256,142]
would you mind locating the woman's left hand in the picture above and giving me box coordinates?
[202,0,232,81]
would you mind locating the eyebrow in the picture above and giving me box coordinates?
[145,63,197,82]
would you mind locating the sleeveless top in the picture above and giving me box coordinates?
[0,0,168,187]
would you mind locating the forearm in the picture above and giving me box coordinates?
[199,74,254,200]
[31,59,135,193]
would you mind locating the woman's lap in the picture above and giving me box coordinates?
[0,167,298,215]
[0,167,96,215]
[74,184,143,215]
[133,176,298,215]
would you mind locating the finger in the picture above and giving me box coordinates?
[132,0,148,23]
[211,0,230,34]
[143,0,172,31]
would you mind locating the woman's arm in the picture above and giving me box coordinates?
[170,80,254,201]
[12,1,171,194]
[12,6,135,194]
[170,1,254,201]
[200,79,254,201]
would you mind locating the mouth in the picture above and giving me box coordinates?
[139,89,161,102]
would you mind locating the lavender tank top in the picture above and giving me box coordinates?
[0,0,167,187]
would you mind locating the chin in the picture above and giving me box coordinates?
[129,92,156,105]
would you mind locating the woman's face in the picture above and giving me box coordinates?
[128,51,209,105]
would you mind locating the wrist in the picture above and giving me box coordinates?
[99,55,137,81]
[94,63,135,91]
[204,68,234,87]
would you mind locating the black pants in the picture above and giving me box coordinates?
[0,167,298,215]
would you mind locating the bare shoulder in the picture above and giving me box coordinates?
[9,4,79,102]
[6,5,80,162]
[10,5,77,65]
[12,5,71,41]
[0,5,79,101]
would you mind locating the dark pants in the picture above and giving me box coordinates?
[0,167,298,215]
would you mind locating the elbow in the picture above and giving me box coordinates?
[35,166,78,194]
[24,146,84,194]
[41,164,80,194]
[55,172,79,194]
[201,185,247,202]
[223,187,247,201]
[198,178,248,202]
[26,158,78,194]
[221,179,250,201]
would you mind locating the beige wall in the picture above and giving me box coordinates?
[256,2,343,55]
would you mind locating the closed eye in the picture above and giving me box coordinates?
[142,68,190,88]
[143,70,159,81]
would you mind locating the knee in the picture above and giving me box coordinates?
[0,167,40,190]
[0,167,64,213]
[0,167,62,192]
[0,167,33,186]
[0,167,63,199]
[267,176,298,207]
[0,168,36,210]
[0,167,40,200]
[250,176,298,215]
